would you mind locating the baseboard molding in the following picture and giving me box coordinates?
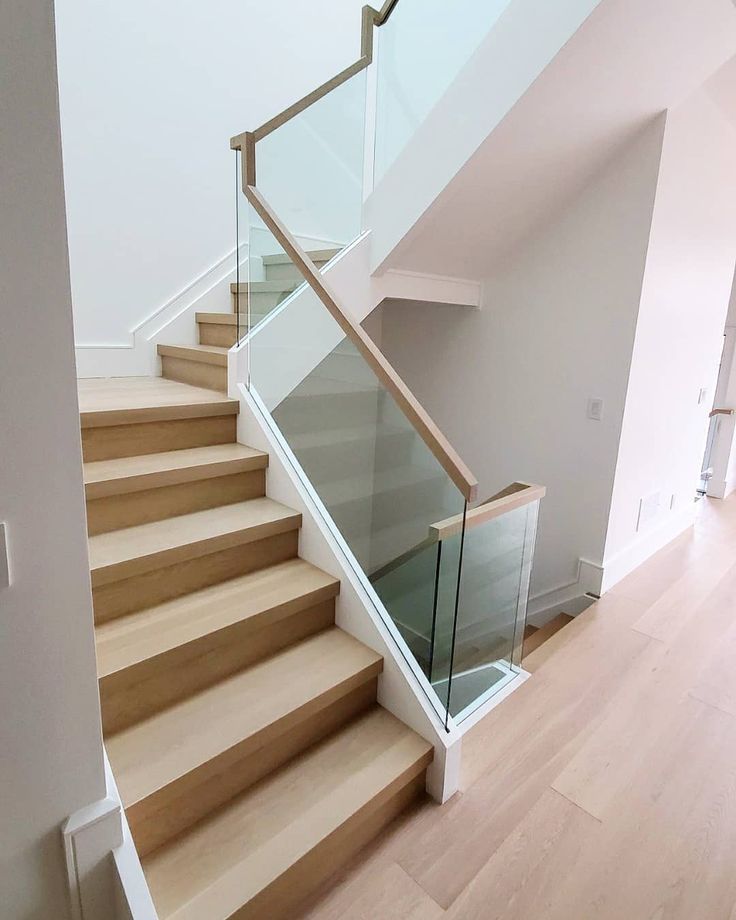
[527,558,603,624]
[599,503,696,594]
[706,477,735,500]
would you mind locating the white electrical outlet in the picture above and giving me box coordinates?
[0,523,10,589]
[587,397,604,421]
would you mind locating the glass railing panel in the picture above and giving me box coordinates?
[255,69,367,260]
[373,0,513,183]
[246,238,467,706]
[437,498,539,722]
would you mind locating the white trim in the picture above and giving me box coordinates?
[527,557,603,623]
[234,381,464,802]
[452,668,530,732]
[105,753,158,920]
[62,778,123,920]
[600,503,696,594]
[378,267,482,308]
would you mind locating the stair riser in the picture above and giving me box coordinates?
[264,262,326,283]
[100,597,336,735]
[93,530,299,623]
[235,769,429,920]
[273,390,381,435]
[161,356,228,393]
[86,470,266,536]
[82,415,236,462]
[198,322,238,348]
[291,431,415,484]
[230,290,289,314]
[129,675,379,859]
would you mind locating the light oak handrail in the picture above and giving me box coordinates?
[230,1,398,151]
[710,408,735,418]
[245,187,478,500]
[370,482,546,582]
[229,0,479,501]
[430,482,546,541]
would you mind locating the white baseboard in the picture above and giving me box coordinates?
[527,558,603,624]
[706,477,735,500]
[599,503,696,594]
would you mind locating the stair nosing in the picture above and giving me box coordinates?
[89,499,301,588]
[141,708,431,919]
[84,445,268,499]
[157,344,229,367]
[107,628,384,810]
[96,559,340,680]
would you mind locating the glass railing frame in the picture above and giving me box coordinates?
[229,1,546,730]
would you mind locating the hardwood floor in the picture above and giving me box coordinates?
[301,494,736,920]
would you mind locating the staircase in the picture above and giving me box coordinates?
[155,249,339,392]
[78,375,432,920]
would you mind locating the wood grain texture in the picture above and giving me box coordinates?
[302,495,736,920]
[93,530,299,622]
[89,498,301,587]
[86,470,266,535]
[78,376,236,427]
[161,355,227,392]
[142,707,432,920]
[82,414,237,462]
[84,443,267,498]
[522,613,574,667]
[243,188,478,501]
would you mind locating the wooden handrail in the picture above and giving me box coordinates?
[710,408,735,418]
[371,482,546,581]
[430,483,546,540]
[229,0,479,501]
[230,1,398,152]
[245,186,478,501]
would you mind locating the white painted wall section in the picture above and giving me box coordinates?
[0,2,111,917]
[602,87,736,589]
[373,119,666,608]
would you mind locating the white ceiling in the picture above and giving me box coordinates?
[385,0,736,279]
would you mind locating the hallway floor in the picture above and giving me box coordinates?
[302,494,736,919]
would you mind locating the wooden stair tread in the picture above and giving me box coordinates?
[261,248,339,266]
[230,280,300,295]
[522,613,574,663]
[195,312,240,325]
[84,443,267,498]
[96,558,340,679]
[88,498,300,586]
[157,343,229,366]
[78,377,237,427]
[106,628,383,809]
[142,706,432,920]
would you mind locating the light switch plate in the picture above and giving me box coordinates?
[0,522,10,588]
[587,397,604,421]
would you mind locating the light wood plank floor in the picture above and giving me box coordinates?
[301,494,736,920]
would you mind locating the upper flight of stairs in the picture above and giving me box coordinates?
[77,375,432,920]
[156,249,339,394]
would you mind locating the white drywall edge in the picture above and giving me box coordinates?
[104,754,159,920]
[234,382,463,803]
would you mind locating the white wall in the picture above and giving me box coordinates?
[0,1,108,917]
[373,119,666,607]
[602,87,736,587]
[55,0,367,351]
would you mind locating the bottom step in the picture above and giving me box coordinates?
[143,707,432,920]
